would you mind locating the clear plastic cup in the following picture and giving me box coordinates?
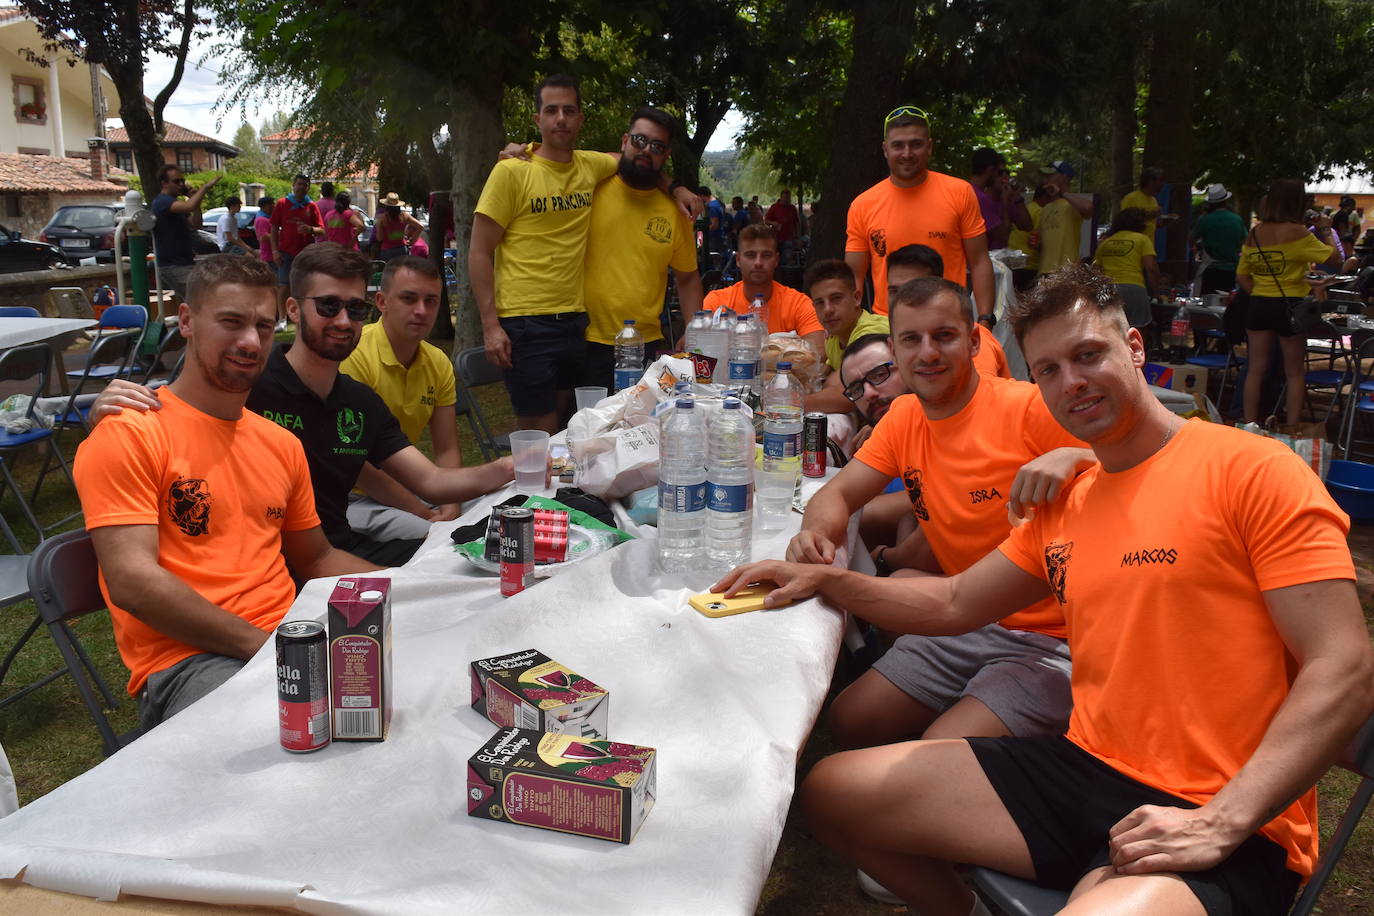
[509,430,550,494]
[574,386,608,412]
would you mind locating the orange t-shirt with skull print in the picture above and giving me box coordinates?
[74,388,319,695]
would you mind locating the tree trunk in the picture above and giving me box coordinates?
[812,0,917,267]
[109,65,162,196]
[448,79,507,352]
[375,132,410,204]
[1142,8,1197,281]
[428,190,454,341]
[1109,45,1137,210]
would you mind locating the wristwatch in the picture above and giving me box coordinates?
[976,313,997,329]
[873,546,892,577]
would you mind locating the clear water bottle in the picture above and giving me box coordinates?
[748,294,768,376]
[759,361,803,529]
[728,314,760,385]
[685,310,710,354]
[657,399,707,569]
[708,309,733,384]
[707,398,754,567]
[614,319,645,392]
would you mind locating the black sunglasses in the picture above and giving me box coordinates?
[628,133,669,155]
[304,294,370,321]
[842,361,896,402]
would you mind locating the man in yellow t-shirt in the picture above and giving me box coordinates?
[583,107,704,391]
[340,256,461,541]
[1120,166,1178,241]
[1035,162,1094,277]
[1008,184,1050,291]
[469,74,618,433]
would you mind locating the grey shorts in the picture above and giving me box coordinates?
[137,652,245,733]
[872,624,1072,737]
[346,492,435,542]
[156,261,193,300]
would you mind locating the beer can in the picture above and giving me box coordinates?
[277,620,330,753]
[500,507,535,597]
[802,412,828,478]
[483,504,505,563]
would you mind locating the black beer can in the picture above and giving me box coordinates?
[500,507,535,597]
[802,412,828,478]
[277,620,329,753]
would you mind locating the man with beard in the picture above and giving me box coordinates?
[73,256,378,731]
[582,107,704,391]
[91,245,517,568]
[719,264,1373,915]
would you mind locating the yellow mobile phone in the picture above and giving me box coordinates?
[688,582,791,618]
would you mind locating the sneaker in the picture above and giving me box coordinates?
[857,869,905,905]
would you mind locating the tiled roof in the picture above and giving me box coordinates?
[106,121,239,151]
[0,9,25,24]
[262,127,312,142]
[0,154,126,192]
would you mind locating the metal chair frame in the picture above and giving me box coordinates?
[453,346,512,463]
[0,343,78,540]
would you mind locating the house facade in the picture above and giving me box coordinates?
[106,121,240,175]
[262,126,379,215]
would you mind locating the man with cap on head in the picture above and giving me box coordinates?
[1190,184,1247,294]
[1121,166,1178,241]
[1035,161,1094,277]
[845,104,995,324]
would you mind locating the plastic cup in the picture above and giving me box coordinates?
[575,386,608,412]
[756,467,798,530]
[510,430,550,494]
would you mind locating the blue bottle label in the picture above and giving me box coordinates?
[614,368,639,391]
[728,360,755,381]
[707,482,751,512]
[763,431,801,459]
[659,480,706,512]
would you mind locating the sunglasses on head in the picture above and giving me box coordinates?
[628,133,669,155]
[843,361,896,402]
[304,294,370,321]
[883,105,932,133]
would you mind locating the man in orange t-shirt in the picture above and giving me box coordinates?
[845,105,994,319]
[718,263,1374,915]
[786,277,1091,752]
[74,256,376,732]
[885,243,1010,380]
[703,222,824,352]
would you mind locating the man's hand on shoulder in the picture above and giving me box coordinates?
[90,379,160,428]
[673,185,703,220]
[1008,447,1095,519]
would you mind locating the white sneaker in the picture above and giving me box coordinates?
[856,869,905,905]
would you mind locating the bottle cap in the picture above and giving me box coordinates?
[723,399,740,409]
[777,361,792,370]
[737,315,749,322]
[624,319,635,326]
[677,399,694,408]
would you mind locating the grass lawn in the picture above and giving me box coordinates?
[0,330,1371,914]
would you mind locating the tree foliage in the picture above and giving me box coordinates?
[17,0,204,191]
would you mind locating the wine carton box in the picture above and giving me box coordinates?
[470,649,608,740]
[466,727,657,844]
[328,577,391,741]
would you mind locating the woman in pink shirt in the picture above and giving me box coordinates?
[323,191,365,250]
[254,197,274,263]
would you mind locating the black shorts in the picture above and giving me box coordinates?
[499,313,589,416]
[968,735,1301,916]
[1244,294,1297,337]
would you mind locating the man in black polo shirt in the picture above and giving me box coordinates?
[151,165,221,300]
[92,245,518,568]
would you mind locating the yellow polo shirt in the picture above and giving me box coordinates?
[824,310,890,370]
[475,151,619,317]
[340,323,456,444]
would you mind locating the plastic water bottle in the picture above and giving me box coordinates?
[685,310,710,354]
[728,314,760,385]
[707,398,754,567]
[759,362,803,529]
[751,294,768,331]
[614,319,645,392]
[747,295,767,375]
[657,399,707,569]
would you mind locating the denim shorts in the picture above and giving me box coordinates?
[499,313,589,416]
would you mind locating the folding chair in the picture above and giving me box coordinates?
[1186,309,1246,412]
[70,304,147,380]
[971,713,1374,916]
[44,287,94,320]
[140,324,185,386]
[1339,331,1374,460]
[0,307,38,318]
[22,528,139,756]
[453,346,511,462]
[0,344,78,540]
[1291,298,1352,422]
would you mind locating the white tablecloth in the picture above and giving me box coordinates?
[0,476,848,914]
[0,317,95,350]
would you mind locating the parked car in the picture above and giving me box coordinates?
[0,224,73,272]
[40,204,120,262]
[201,207,260,250]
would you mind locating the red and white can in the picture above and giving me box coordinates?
[802,412,828,478]
[500,507,535,597]
[277,620,329,753]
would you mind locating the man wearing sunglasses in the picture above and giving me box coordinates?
[784,277,1092,755]
[845,106,995,325]
[151,164,221,302]
[93,245,517,569]
[582,107,704,392]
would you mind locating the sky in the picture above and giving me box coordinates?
[111,41,744,152]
